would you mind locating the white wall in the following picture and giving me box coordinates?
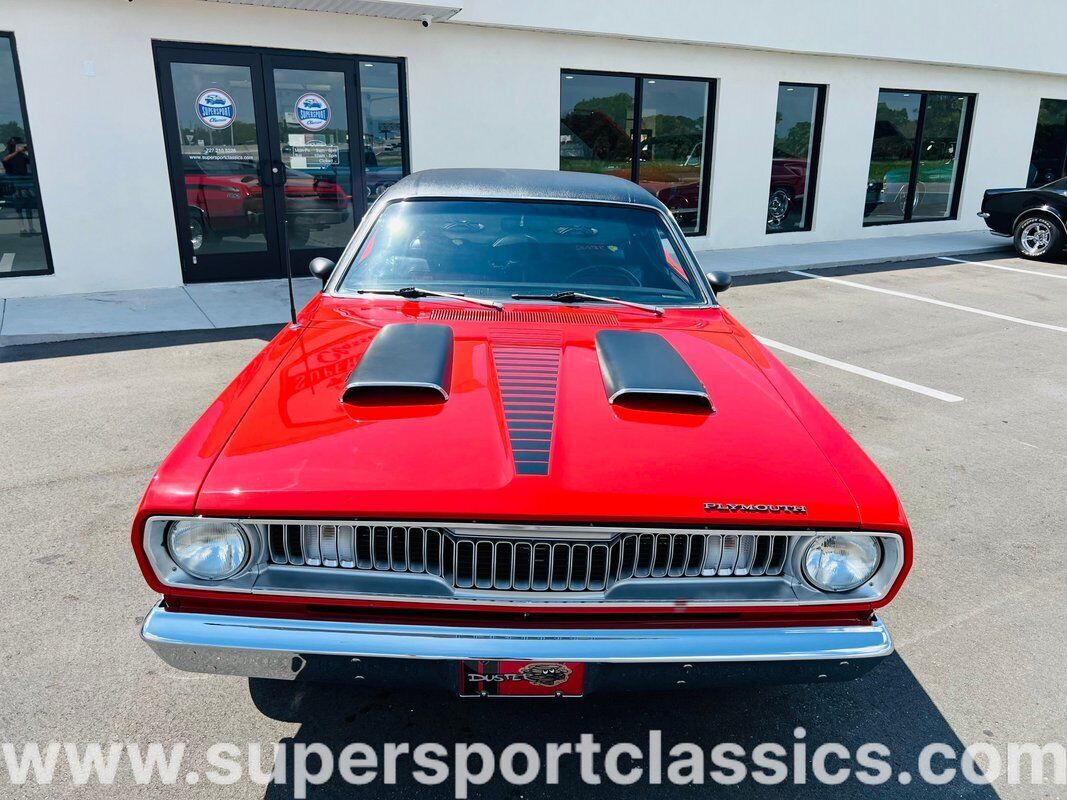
[454,0,1067,78]
[0,0,1062,298]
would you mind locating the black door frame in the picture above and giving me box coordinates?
[153,40,409,284]
[262,52,367,274]
[155,45,283,283]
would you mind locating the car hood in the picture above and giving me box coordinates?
[194,299,861,526]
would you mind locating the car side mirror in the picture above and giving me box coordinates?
[706,270,732,294]
[308,257,335,287]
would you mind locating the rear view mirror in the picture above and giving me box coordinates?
[309,257,336,287]
[706,270,732,294]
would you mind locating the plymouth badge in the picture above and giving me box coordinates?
[704,502,808,515]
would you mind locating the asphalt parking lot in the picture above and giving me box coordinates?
[1,252,1065,798]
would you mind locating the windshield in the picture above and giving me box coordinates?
[336,199,704,305]
[1042,176,1067,191]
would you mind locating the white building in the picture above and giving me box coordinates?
[1,0,1066,298]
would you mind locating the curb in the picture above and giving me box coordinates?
[694,244,1014,277]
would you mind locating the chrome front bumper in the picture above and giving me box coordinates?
[141,604,892,691]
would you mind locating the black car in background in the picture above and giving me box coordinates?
[979,177,1067,260]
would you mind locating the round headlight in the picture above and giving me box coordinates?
[167,520,249,581]
[802,535,881,593]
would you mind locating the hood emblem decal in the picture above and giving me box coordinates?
[518,662,573,687]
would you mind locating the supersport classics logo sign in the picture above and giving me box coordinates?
[195,89,236,130]
[295,92,331,132]
[704,502,808,515]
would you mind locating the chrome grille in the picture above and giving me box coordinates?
[267,525,791,593]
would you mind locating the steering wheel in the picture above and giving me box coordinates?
[489,234,538,276]
[564,264,641,287]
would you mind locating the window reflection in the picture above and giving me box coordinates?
[1027,99,1067,188]
[639,78,709,235]
[360,61,405,204]
[866,91,920,223]
[560,73,635,178]
[767,83,824,233]
[0,34,50,277]
[911,93,968,220]
[865,90,972,224]
[170,62,268,255]
[273,68,354,250]
[560,71,714,235]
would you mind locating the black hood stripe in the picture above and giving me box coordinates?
[493,343,562,476]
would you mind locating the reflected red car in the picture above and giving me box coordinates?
[657,158,808,230]
[135,168,911,698]
[183,157,349,249]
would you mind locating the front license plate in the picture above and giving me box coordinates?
[458,660,585,697]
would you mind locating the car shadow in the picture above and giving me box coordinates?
[728,258,954,289]
[727,249,1067,291]
[0,324,280,363]
[250,654,1000,799]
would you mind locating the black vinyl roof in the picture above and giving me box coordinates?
[378,168,665,210]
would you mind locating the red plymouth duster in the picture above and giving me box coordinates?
[134,168,911,698]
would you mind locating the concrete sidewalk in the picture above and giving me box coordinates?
[0,278,321,347]
[0,229,1012,347]
[694,229,1010,275]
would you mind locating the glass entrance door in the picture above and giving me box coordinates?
[155,44,407,284]
[158,50,280,282]
[265,58,360,269]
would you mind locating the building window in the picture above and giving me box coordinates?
[359,61,407,203]
[767,83,825,233]
[865,89,974,225]
[560,70,714,235]
[1026,99,1067,187]
[0,33,51,277]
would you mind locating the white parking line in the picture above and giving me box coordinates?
[790,270,1067,333]
[756,336,964,403]
[939,256,1067,280]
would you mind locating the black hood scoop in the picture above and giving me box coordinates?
[343,323,453,404]
[595,330,712,411]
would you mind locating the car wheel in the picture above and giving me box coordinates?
[286,220,311,248]
[767,188,793,229]
[895,183,926,216]
[188,213,205,252]
[1013,215,1064,260]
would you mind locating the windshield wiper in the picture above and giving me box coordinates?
[511,291,663,316]
[357,286,502,310]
